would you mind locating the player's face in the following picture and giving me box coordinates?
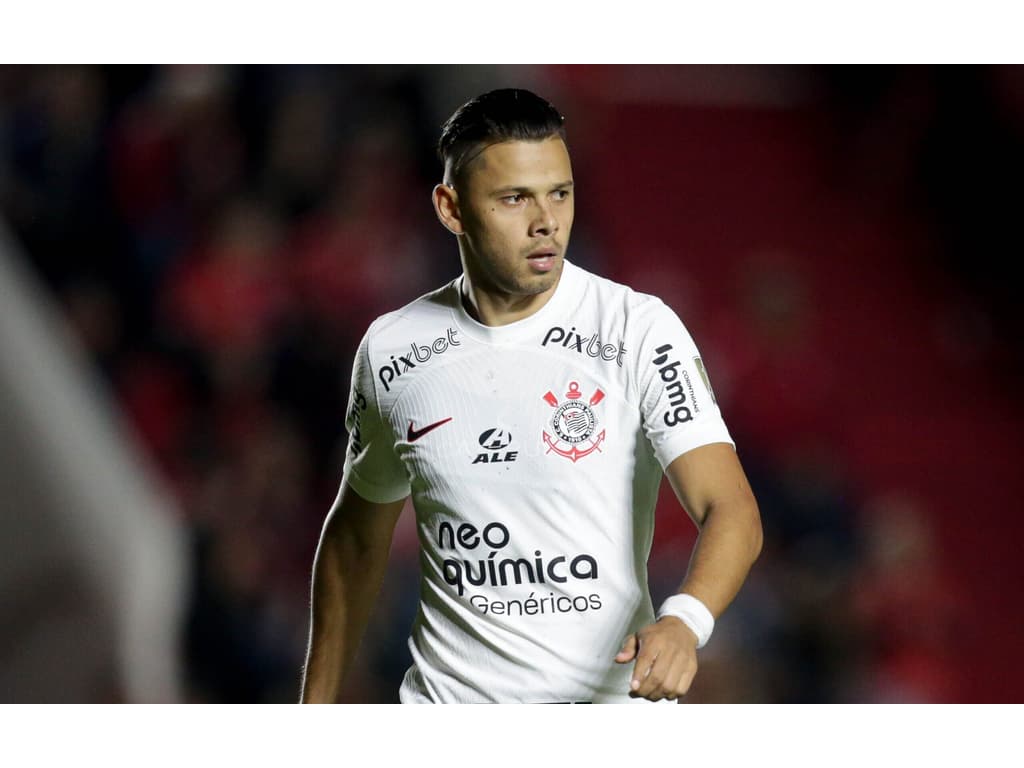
[455,136,574,298]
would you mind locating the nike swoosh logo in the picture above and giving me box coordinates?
[407,417,453,442]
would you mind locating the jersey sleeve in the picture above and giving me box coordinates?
[633,299,734,470]
[341,328,411,504]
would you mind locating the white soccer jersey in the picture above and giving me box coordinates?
[342,260,733,703]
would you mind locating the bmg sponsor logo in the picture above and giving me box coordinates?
[653,343,698,426]
[377,328,460,392]
[542,325,627,366]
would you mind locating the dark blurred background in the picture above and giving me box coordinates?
[1,64,1021,703]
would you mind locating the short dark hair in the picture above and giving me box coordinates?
[438,88,565,183]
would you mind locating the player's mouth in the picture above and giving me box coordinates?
[526,247,559,273]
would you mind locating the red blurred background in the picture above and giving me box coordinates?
[1,64,1021,703]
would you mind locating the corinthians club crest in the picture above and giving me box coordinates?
[542,381,606,463]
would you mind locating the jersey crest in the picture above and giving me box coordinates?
[541,381,606,463]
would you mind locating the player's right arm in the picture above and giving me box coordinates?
[301,323,411,702]
[300,482,407,703]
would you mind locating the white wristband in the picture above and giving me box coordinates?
[657,593,715,649]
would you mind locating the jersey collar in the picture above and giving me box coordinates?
[450,260,581,344]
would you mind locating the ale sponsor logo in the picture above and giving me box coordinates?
[473,427,518,464]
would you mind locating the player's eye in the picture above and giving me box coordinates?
[552,189,571,201]
[501,194,524,205]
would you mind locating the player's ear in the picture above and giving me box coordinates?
[432,183,464,236]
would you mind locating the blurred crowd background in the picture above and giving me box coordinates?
[1,64,1022,703]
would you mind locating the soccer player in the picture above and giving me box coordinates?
[300,89,762,703]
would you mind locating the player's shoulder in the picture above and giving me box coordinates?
[362,277,461,348]
[570,261,678,330]
[356,278,466,400]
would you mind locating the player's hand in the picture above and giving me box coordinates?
[614,616,699,701]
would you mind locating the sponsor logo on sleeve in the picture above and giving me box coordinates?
[653,343,700,426]
[347,388,368,456]
[377,327,461,392]
[541,325,627,366]
[693,356,717,404]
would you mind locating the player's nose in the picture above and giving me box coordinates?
[529,200,558,237]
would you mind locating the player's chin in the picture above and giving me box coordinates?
[522,260,561,287]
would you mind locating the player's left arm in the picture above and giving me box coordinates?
[615,441,762,701]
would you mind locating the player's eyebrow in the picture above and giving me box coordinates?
[491,180,575,195]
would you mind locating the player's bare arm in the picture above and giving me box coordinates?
[615,442,762,701]
[300,483,406,703]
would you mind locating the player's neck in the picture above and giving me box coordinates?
[460,272,561,327]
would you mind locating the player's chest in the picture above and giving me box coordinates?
[387,352,638,477]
